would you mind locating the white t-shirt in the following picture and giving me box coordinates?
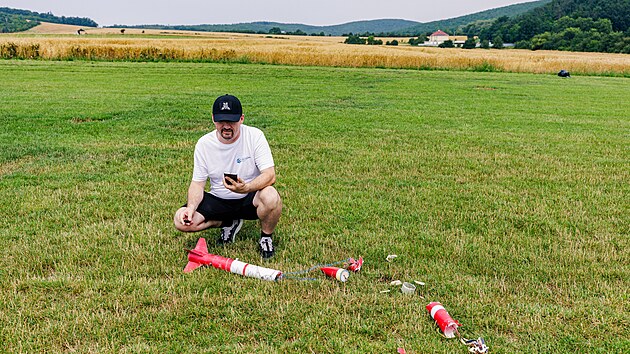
[192,124,274,199]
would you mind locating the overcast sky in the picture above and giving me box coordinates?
[1,0,535,26]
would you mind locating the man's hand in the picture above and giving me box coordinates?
[182,180,205,225]
[180,206,196,225]
[224,167,275,194]
[224,175,249,194]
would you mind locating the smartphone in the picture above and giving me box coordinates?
[224,173,238,185]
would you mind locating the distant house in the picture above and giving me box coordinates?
[428,30,449,45]
[450,36,468,47]
[424,30,473,47]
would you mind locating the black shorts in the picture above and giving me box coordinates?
[186,192,259,222]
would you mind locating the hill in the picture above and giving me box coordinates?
[478,0,630,53]
[4,1,551,37]
[112,1,550,36]
[23,22,98,34]
[394,0,552,35]
[528,0,629,32]
[0,7,97,33]
[113,19,422,36]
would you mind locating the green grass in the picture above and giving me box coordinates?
[0,60,628,353]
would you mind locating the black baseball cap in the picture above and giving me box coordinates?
[212,94,243,122]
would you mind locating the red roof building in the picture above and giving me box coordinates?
[431,30,449,37]
[428,30,451,45]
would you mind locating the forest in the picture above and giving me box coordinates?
[461,0,630,53]
[0,7,97,33]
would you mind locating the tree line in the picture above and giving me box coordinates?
[0,7,98,33]
[1,13,37,33]
[460,0,630,53]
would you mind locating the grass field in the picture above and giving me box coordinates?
[0,59,628,353]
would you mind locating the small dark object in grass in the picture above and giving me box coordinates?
[558,70,571,78]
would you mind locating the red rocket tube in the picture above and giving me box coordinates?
[320,266,350,282]
[426,302,460,338]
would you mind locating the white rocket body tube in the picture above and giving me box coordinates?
[230,259,282,281]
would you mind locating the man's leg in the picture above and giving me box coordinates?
[253,186,282,259]
[174,193,244,245]
[253,186,282,234]
[173,207,221,232]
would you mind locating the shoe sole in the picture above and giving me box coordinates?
[230,220,243,242]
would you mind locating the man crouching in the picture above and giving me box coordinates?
[174,94,282,259]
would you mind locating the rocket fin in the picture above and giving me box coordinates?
[186,238,209,256]
[183,238,208,273]
[183,261,203,273]
[193,238,208,254]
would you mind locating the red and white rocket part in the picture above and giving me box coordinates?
[320,266,350,282]
[346,257,363,272]
[184,238,282,281]
[426,302,461,338]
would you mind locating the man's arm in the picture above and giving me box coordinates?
[180,180,206,224]
[224,166,275,194]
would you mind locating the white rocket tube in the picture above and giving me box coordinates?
[230,260,283,281]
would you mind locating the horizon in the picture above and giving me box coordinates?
[0,0,536,27]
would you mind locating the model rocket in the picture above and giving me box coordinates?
[183,238,282,281]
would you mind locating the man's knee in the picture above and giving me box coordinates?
[257,186,282,210]
[174,222,188,232]
[254,186,282,213]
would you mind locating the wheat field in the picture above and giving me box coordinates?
[2,22,629,75]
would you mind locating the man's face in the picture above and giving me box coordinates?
[213,115,244,142]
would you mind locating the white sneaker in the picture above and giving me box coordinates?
[218,219,243,245]
[259,236,274,259]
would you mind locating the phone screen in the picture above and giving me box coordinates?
[224,173,238,185]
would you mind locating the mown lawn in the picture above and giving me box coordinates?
[0,60,628,353]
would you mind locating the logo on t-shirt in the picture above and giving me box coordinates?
[237,156,251,164]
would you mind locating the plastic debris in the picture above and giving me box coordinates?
[386,254,398,262]
[426,302,489,352]
[346,257,363,272]
[401,282,416,295]
[390,280,403,286]
[397,348,406,354]
[414,280,425,286]
[461,337,489,353]
[380,289,391,293]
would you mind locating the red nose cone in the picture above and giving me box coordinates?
[320,267,350,282]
